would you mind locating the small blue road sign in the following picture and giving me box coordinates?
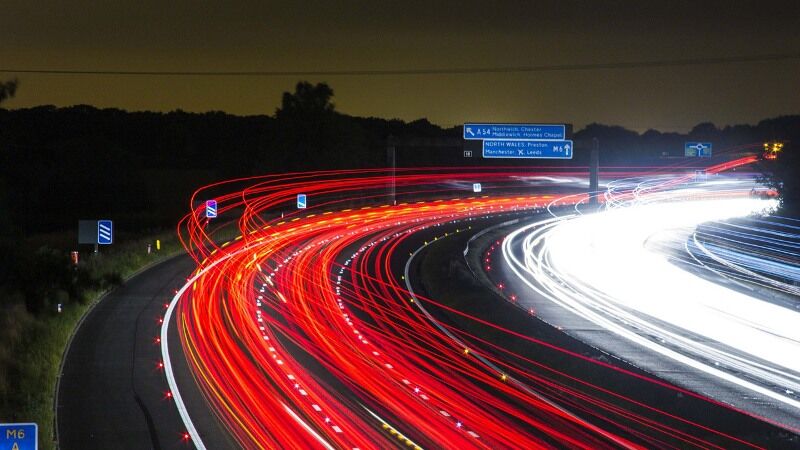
[472,183,482,193]
[0,423,38,450]
[297,194,307,209]
[464,123,565,140]
[685,142,712,158]
[205,200,218,218]
[97,220,113,245]
[482,140,573,159]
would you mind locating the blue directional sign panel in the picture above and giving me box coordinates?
[464,123,565,140]
[0,423,38,450]
[205,199,218,218]
[483,140,574,159]
[685,142,712,158]
[297,194,307,209]
[97,220,113,245]
[472,183,482,193]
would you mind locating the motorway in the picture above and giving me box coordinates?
[59,165,800,449]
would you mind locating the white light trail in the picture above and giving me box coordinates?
[502,176,800,411]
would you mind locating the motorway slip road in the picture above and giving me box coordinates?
[57,254,235,450]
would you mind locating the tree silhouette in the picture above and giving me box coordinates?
[276,81,335,119]
[272,81,368,170]
[689,122,718,139]
[0,79,17,105]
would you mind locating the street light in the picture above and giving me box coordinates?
[763,141,784,160]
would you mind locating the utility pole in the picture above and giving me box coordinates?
[589,137,600,205]
[387,135,397,205]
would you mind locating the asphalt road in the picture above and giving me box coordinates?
[56,254,234,450]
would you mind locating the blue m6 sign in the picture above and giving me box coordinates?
[0,423,38,450]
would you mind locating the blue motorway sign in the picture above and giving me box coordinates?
[464,123,565,140]
[483,140,573,159]
[97,220,113,245]
[685,142,712,157]
[0,423,38,450]
[205,199,218,218]
[297,194,307,209]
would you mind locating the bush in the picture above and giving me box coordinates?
[102,271,123,288]
[0,300,33,416]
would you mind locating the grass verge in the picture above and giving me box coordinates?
[0,233,184,450]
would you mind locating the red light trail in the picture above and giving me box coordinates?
[161,165,792,449]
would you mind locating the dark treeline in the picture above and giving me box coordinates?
[1,82,799,238]
[574,119,797,162]
[0,83,471,235]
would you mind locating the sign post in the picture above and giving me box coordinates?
[97,220,113,245]
[685,142,712,158]
[78,220,97,245]
[482,140,573,159]
[205,200,218,219]
[463,123,566,140]
[463,122,572,160]
[0,423,38,450]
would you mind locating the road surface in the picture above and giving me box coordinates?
[57,254,235,450]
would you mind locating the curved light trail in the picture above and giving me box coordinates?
[688,216,800,297]
[502,166,800,421]
[159,165,797,449]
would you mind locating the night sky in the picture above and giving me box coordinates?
[2,0,799,131]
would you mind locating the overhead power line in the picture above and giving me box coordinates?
[1,52,799,77]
